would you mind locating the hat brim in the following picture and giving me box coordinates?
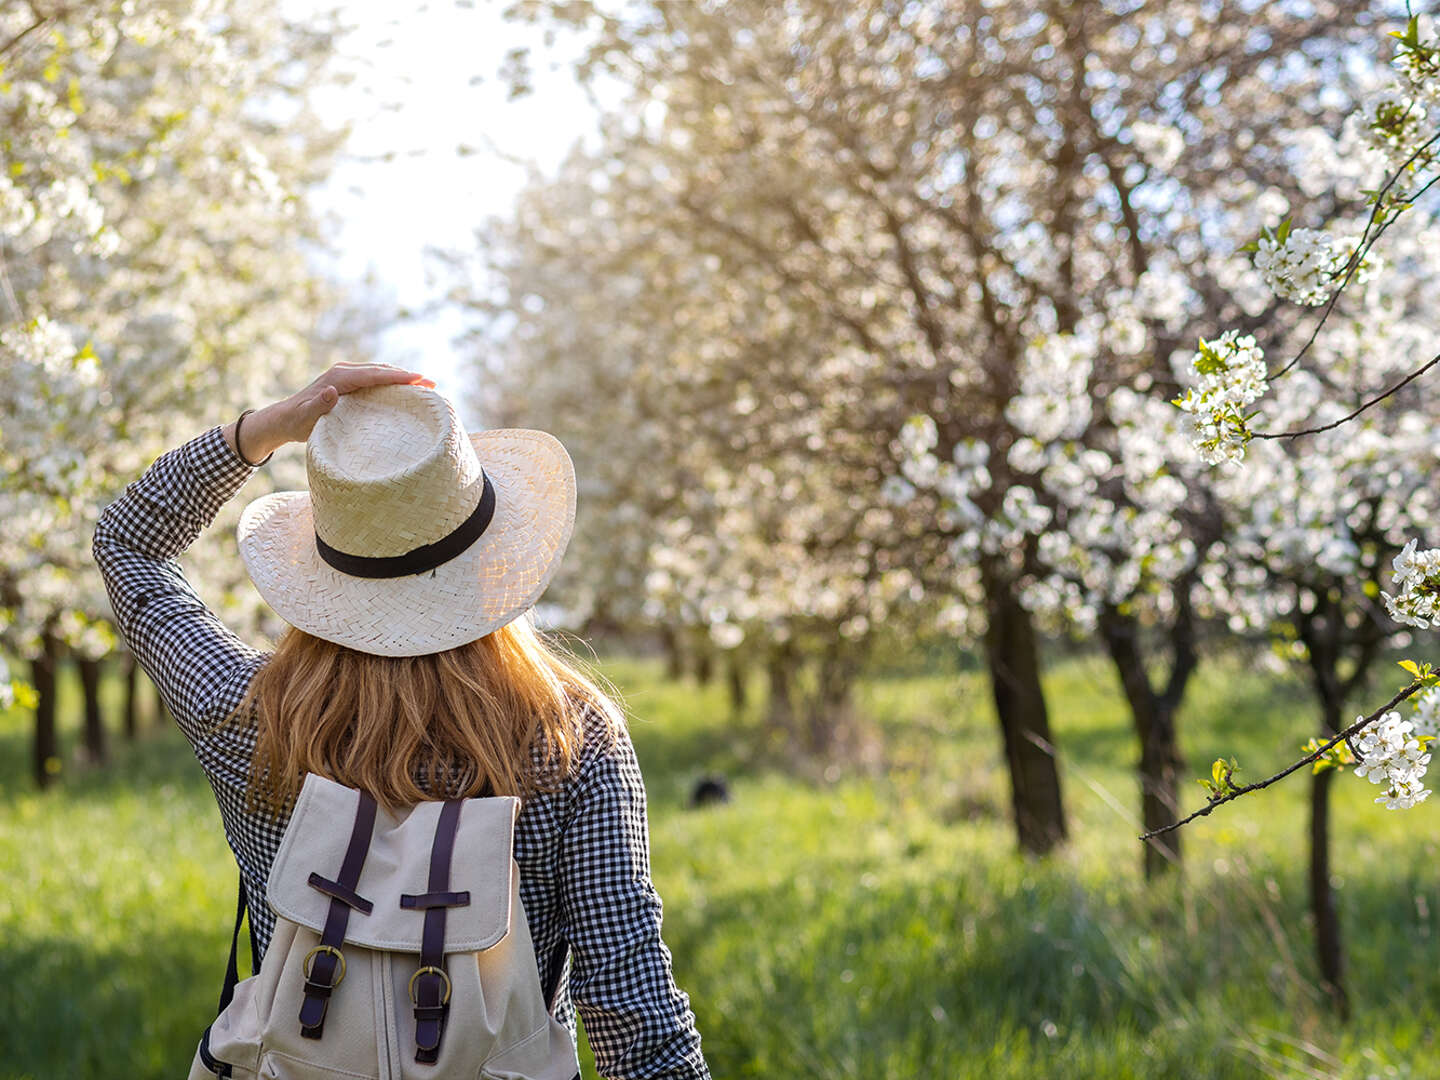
[237,428,576,657]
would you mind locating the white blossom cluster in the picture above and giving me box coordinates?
[1253,227,1364,306]
[1411,686,1440,741]
[1381,538,1440,627]
[1172,331,1269,465]
[1362,94,1434,174]
[1354,711,1432,809]
[1004,333,1093,442]
[0,0,345,668]
[1358,15,1440,175]
[1129,121,1184,171]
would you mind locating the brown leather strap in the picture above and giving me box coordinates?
[299,791,377,1039]
[399,889,470,910]
[307,872,376,915]
[411,798,465,1064]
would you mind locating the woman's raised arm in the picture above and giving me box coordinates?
[92,426,271,748]
[91,362,432,749]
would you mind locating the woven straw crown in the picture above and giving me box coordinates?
[237,385,576,657]
[307,387,484,559]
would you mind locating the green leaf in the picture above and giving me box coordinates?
[1399,659,1422,677]
[12,681,36,710]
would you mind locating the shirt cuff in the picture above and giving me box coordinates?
[181,424,259,509]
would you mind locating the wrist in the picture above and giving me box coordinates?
[226,404,284,466]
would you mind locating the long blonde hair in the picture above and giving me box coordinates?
[232,613,623,816]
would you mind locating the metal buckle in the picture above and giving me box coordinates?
[303,944,346,988]
[408,965,452,1005]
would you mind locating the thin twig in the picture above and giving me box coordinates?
[0,14,48,61]
[1024,729,1182,869]
[1252,351,1440,440]
[1269,129,1440,382]
[1138,679,1427,842]
[0,250,22,321]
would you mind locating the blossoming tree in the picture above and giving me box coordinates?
[0,0,344,784]
[482,0,1389,863]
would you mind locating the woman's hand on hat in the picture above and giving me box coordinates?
[225,362,435,465]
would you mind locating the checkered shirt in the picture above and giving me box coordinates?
[91,425,709,1080]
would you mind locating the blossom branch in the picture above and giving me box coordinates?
[1252,351,1440,441]
[1270,132,1440,382]
[0,17,47,60]
[0,2,74,61]
[1137,679,1428,842]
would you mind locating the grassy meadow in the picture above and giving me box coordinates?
[2,646,1439,1078]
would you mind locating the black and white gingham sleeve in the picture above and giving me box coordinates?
[558,712,710,1080]
[92,425,267,748]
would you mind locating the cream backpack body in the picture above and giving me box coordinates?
[189,773,579,1080]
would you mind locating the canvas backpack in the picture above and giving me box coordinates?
[188,773,580,1080]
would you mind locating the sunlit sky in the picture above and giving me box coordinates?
[288,1,607,425]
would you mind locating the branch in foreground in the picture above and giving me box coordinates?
[1137,679,1428,842]
[1270,129,1440,383]
[1252,351,1440,441]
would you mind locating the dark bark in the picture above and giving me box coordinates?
[1098,603,1196,878]
[1310,762,1347,1019]
[765,641,798,738]
[76,655,106,765]
[123,653,141,739]
[30,632,60,789]
[1297,590,1355,1021]
[693,640,715,686]
[1307,659,1349,1019]
[980,559,1067,855]
[1136,699,1183,877]
[660,624,685,682]
[806,641,857,759]
[726,650,747,714]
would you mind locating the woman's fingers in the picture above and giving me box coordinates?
[322,362,432,394]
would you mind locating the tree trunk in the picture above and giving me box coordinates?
[123,653,141,739]
[765,641,798,739]
[980,560,1067,855]
[1136,700,1183,877]
[694,642,714,686]
[807,642,856,760]
[1311,697,1348,1019]
[77,655,107,765]
[726,651,747,715]
[1298,590,1351,1021]
[660,625,685,682]
[31,632,60,789]
[1099,607,1185,878]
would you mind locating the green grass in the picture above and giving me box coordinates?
[3,648,1440,1078]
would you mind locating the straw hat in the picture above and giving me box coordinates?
[236,384,576,657]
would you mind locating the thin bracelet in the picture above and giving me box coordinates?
[233,408,274,467]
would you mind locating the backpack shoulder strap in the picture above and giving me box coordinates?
[198,872,253,1077]
[543,936,569,1012]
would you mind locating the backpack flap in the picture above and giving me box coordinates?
[266,773,518,952]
